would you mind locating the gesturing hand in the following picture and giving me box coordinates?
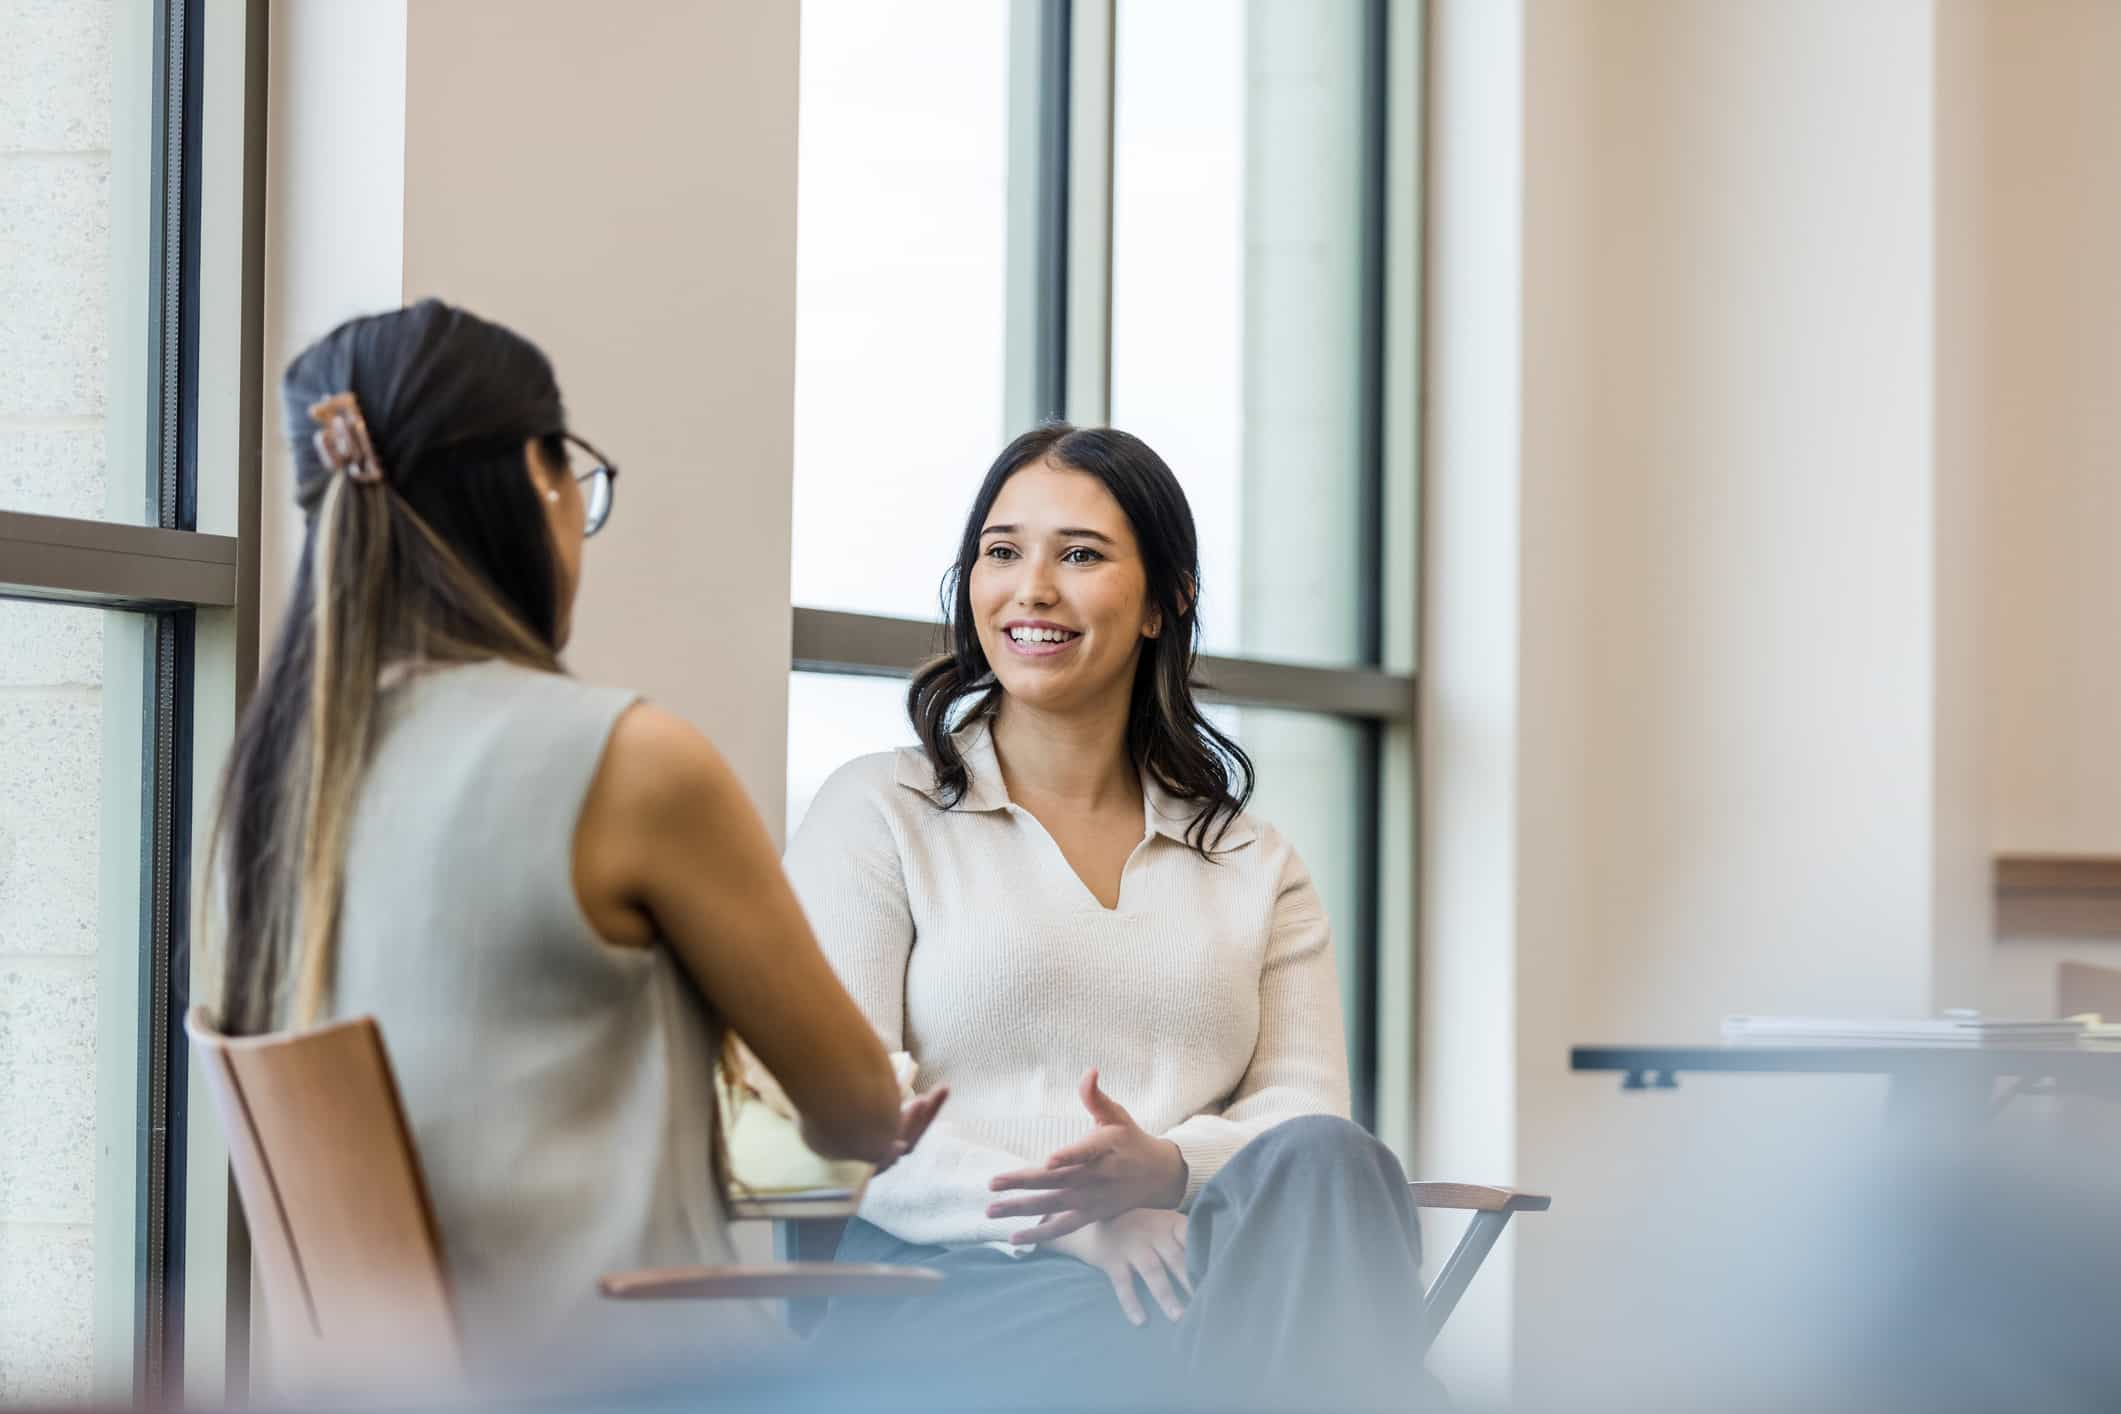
[872,1085,949,1175]
[1051,1208,1192,1327]
[985,1068,1187,1244]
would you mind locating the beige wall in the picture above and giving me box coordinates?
[1974,0,2121,861]
[261,0,799,827]
[401,0,799,826]
[1423,0,1985,1404]
[1960,0,2121,1002]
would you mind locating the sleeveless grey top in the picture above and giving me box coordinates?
[333,659,774,1375]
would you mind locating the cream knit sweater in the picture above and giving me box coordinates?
[783,723,1351,1249]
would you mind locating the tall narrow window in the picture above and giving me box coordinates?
[1110,0,1375,669]
[1109,0,1383,1086]
[790,0,1014,626]
[1,0,259,1398]
[787,0,1016,836]
[2,0,150,1396]
[0,602,148,1401]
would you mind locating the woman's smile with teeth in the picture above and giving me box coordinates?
[1007,625,1079,644]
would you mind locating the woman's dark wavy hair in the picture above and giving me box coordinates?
[906,423,1254,855]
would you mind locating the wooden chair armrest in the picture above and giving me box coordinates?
[1408,1182,1551,1213]
[728,1194,862,1222]
[599,1263,941,1302]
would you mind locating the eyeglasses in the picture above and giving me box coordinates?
[563,432,620,537]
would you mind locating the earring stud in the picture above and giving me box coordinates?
[545,489,560,504]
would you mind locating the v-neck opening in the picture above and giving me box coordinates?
[1006,803,1152,914]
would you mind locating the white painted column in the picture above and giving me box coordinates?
[258,0,409,650]
[1418,1,1526,1400]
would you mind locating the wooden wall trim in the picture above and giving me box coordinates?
[1996,855,2121,893]
[1995,854,2121,938]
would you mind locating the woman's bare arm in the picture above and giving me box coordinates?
[572,702,904,1165]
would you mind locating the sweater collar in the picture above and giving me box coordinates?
[893,719,1012,813]
[893,721,1257,851]
[1143,772,1257,851]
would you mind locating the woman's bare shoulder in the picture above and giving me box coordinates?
[590,701,746,830]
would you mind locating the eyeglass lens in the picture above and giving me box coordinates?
[581,468,613,536]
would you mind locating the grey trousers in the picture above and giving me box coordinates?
[818,1115,1447,1412]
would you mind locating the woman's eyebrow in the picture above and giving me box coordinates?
[980,523,1116,544]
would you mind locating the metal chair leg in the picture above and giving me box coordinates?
[777,1216,849,1336]
[1420,1209,1513,1355]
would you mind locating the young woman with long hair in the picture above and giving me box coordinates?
[204,301,942,1375]
[786,425,1440,1407]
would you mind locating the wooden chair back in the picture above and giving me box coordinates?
[185,1007,462,1392]
[2059,961,2121,1020]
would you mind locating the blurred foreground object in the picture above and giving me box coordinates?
[1519,1113,2121,1414]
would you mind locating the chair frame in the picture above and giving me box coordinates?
[185,1007,938,1385]
[771,1180,1550,1350]
[191,1007,1542,1365]
[1406,1183,1551,1353]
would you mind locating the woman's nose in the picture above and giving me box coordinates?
[1014,561,1058,607]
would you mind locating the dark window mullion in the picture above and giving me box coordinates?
[1351,720,1383,1131]
[134,613,191,1400]
[1357,0,1389,673]
[1349,0,1392,1135]
[1033,0,1072,421]
[137,0,200,1398]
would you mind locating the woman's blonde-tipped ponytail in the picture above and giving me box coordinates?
[285,473,395,1027]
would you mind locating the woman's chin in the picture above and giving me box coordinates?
[994,669,1125,719]
[994,673,1064,708]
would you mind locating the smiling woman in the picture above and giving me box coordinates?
[782,422,1440,1405]
[979,477,1132,679]
[910,424,1252,855]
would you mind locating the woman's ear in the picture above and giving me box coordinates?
[524,436,563,504]
[1144,575,1195,641]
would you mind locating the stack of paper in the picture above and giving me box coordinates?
[1721,1015,2088,1044]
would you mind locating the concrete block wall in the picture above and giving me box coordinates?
[0,0,116,1399]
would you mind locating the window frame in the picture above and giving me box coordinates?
[789,0,1424,1147]
[1,0,267,1400]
